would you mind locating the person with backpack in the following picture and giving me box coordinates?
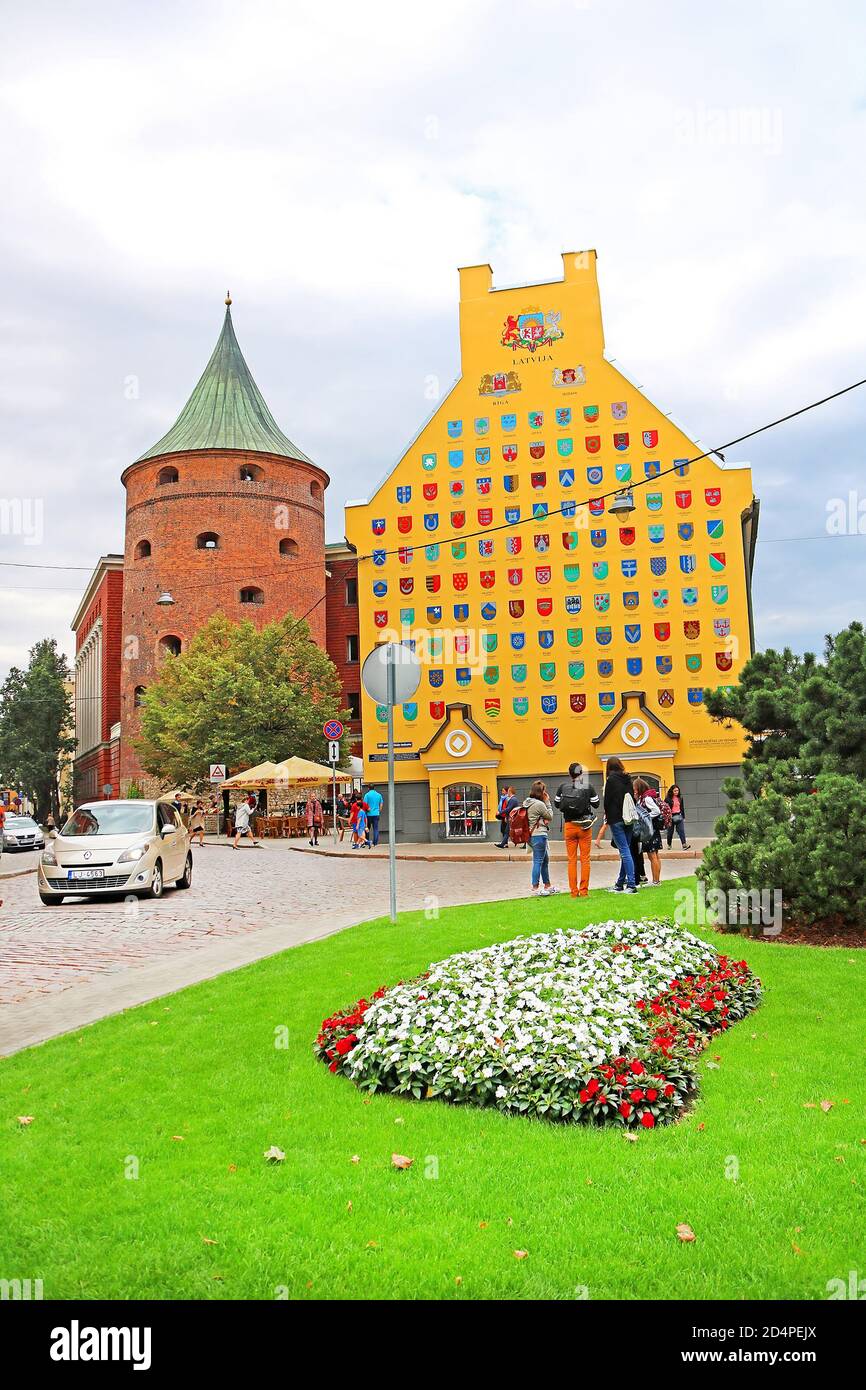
[632,777,663,885]
[306,793,324,847]
[522,780,556,896]
[496,785,519,847]
[664,784,691,848]
[600,757,638,894]
[554,762,600,897]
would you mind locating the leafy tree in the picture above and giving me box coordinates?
[136,613,345,789]
[701,623,866,927]
[0,638,75,821]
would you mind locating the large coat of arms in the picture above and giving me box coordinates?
[501,310,564,353]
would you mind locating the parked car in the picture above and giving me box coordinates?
[37,800,192,906]
[2,815,45,852]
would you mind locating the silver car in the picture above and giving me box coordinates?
[38,799,192,905]
[2,815,45,852]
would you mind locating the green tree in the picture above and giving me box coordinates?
[0,638,75,821]
[136,613,345,788]
[701,622,866,928]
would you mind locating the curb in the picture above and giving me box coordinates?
[285,844,704,864]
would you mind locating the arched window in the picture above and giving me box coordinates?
[133,685,146,707]
[279,537,299,557]
[196,532,220,550]
[134,539,152,559]
[157,466,179,485]
[239,463,264,482]
[159,635,182,658]
[310,480,322,500]
[239,586,265,605]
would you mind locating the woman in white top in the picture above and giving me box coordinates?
[633,777,663,885]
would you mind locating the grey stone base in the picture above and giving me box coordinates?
[364,764,741,843]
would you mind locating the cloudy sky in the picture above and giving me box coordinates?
[2,0,865,680]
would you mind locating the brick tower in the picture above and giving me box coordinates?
[119,295,329,790]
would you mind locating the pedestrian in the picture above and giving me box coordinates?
[306,793,324,846]
[495,785,519,848]
[44,811,56,836]
[363,785,383,846]
[232,794,261,849]
[664,784,691,849]
[523,779,556,897]
[601,757,638,894]
[352,798,369,849]
[554,762,600,897]
[189,800,206,848]
[633,778,663,885]
[336,792,351,842]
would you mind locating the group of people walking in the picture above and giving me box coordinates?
[497,766,690,898]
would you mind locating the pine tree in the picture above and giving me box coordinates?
[0,638,75,820]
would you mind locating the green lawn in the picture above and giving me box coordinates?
[1,879,863,1301]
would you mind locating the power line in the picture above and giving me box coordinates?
[353,374,866,563]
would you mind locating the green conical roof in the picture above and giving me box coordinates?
[137,302,313,464]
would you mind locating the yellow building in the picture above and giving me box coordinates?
[344,252,759,841]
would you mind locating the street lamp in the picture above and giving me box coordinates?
[608,488,635,517]
[156,591,175,606]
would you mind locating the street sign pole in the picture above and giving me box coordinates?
[360,641,421,928]
[387,645,397,923]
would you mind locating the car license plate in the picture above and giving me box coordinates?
[68,868,105,880]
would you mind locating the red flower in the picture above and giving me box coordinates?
[664,1084,675,1097]
[635,999,646,1010]
[646,1088,659,1102]
[586,1078,600,1097]
[335,1036,357,1056]
[619,1100,631,1118]
[579,1089,591,1104]
[640,1112,655,1128]
[629,1060,645,1076]
[329,1061,338,1073]
[630,1088,645,1103]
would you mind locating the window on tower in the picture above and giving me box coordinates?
[310,480,322,500]
[279,538,299,557]
[157,466,179,485]
[196,532,220,550]
[133,685,146,707]
[239,463,264,482]
[240,586,265,605]
[134,539,152,559]
[159,635,182,658]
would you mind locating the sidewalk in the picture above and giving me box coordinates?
[284,837,708,863]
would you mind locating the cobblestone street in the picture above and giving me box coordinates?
[0,838,700,1054]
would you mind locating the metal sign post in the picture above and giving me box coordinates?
[323,721,344,846]
[360,641,421,923]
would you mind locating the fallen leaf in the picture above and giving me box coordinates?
[820,1100,834,1113]
[513,1249,529,1260]
[454,1275,463,1285]
[366,1240,378,1249]
[506,1217,513,1227]
[16,1116,34,1127]
[212,1274,224,1281]
[394,1117,404,1125]
[624,1132,638,1143]
[171,1135,185,1142]
[478,1221,488,1229]
[391,1153,413,1170]
[697,1123,705,1132]
[676,1223,696,1243]
[228,1163,237,1173]
[834,1155,845,1164]
[792,1242,803,1255]
[350,1155,360,1164]
[264,1145,285,1163]
[202,1237,218,1245]
[346,1201,353,1212]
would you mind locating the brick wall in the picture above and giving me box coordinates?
[119,448,329,785]
[72,564,124,804]
[325,551,362,754]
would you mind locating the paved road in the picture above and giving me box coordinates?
[0,840,698,1056]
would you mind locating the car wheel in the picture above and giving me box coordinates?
[174,854,193,890]
[147,860,164,899]
[39,891,64,906]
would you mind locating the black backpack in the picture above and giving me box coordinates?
[557,783,594,826]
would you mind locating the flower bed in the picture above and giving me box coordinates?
[315,918,762,1128]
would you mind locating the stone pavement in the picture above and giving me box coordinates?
[0,838,700,1057]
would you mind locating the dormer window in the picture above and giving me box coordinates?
[157,466,179,485]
